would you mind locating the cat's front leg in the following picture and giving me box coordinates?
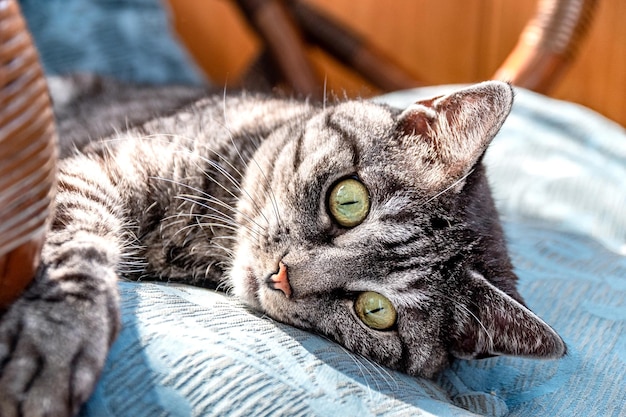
[0,234,120,417]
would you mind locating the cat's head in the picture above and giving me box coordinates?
[230,81,565,377]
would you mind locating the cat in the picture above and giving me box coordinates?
[0,79,566,417]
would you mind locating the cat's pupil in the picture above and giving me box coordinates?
[430,217,450,230]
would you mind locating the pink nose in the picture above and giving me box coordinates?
[267,261,292,298]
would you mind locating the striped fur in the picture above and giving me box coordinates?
[0,80,565,416]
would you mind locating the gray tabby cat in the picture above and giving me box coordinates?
[0,80,565,416]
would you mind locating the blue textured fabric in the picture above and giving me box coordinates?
[19,0,204,84]
[77,87,626,417]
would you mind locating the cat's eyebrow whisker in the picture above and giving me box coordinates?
[345,347,398,396]
[359,352,399,393]
[419,169,475,207]
[334,344,377,395]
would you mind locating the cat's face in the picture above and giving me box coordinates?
[230,82,565,377]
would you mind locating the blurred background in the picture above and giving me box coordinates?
[167,0,625,127]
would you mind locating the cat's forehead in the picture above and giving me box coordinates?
[327,101,396,143]
[292,101,430,192]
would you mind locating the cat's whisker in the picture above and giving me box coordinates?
[419,169,475,207]
[203,149,247,188]
[150,176,267,234]
[209,234,240,243]
[100,132,196,149]
[213,103,276,226]
[174,222,241,238]
[165,212,264,247]
[316,333,399,398]
[218,95,281,225]
[159,207,236,241]
[221,96,252,173]
[174,193,240,222]
[195,155,271,226]
[218,92,282,227]
[221,122,283,227]
[171,213,260,243]
[174,194,267,237]
[215,279,233,294]
[208,240,236,257]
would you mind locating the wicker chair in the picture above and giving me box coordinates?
[0,0,598,308]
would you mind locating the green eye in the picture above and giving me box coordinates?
[328,178,370,227]
[355,291,397,330]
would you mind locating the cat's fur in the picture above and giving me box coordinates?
[0,79,565,416]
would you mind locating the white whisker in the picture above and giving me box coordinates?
[218,100,283,228]
[420,169,475,207]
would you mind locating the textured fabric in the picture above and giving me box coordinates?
[77,87,626,417]
[19,0,204,84]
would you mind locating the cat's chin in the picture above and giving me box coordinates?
[229,264,262,310]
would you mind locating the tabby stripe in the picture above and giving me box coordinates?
[0,318,22,372]
[55,197,119,225]
[380,231,424,250]
[22,354,45,407]
[327,115,360,167]
[57,174,120,211]
[292,129,305,173]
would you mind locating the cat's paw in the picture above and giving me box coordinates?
[0,268,119,417]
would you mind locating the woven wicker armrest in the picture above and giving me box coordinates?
[0,0,57,309]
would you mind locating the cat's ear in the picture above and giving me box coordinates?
[450,270,566,360]
[397,81,513,189]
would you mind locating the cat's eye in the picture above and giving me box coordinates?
[327,178,370,227]
[354,291,397,330]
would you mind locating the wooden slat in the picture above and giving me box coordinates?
[167,0,625,126]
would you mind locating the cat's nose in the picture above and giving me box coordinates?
[266,261,292,298]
